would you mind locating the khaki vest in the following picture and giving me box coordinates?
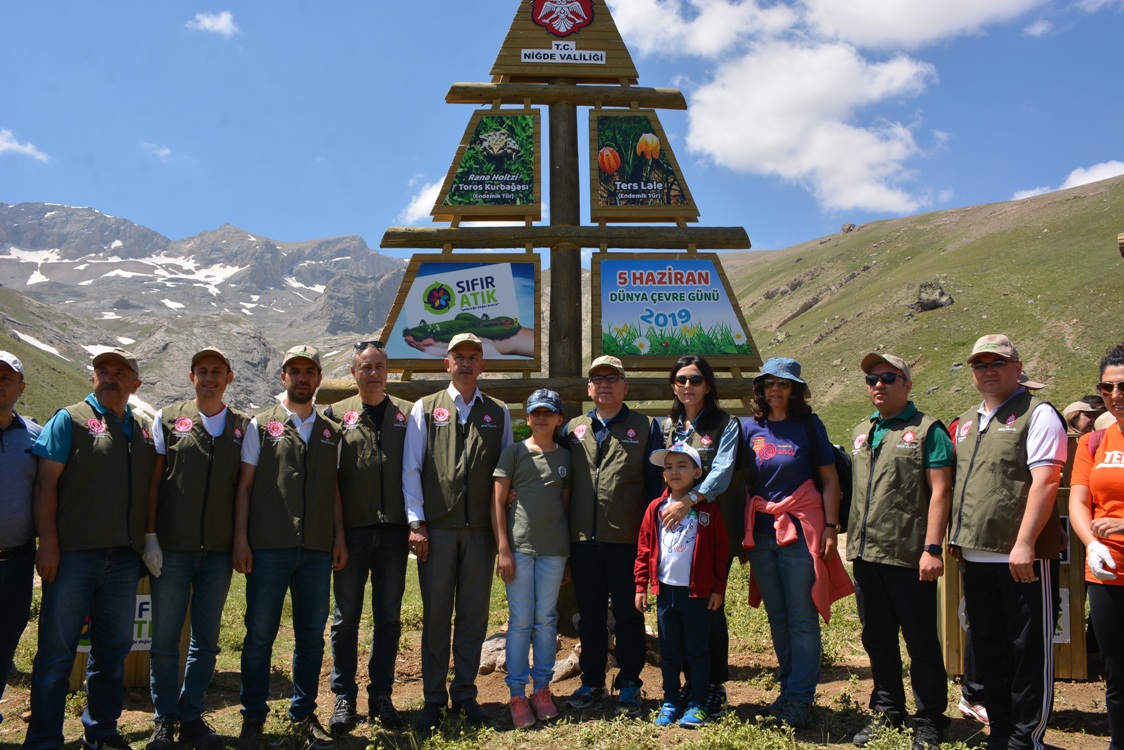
[248,404,341,552]
[846,409,940,568]
[56,401,156,553]
[327,394,411,528]
[949,391,1063,558]
[569,408,653,545]
[662,410,745,557]
[156,401,250,552]
[419,390,506,530]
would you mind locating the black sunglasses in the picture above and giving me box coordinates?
[354,340,385,351]
[673,375,705,386]
[1099,380,1124,395]
[865,372,902,386]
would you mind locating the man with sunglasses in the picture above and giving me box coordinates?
[948,334,1067,750]
[846,354,953,750]
[322,340,412,731]
[402,333,512,731]
[563,355,663,715]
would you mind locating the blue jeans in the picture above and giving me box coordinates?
[747,517,820,704]
[0,542,35,701]
[503,552,567,696]
[149,550,233,723]
[24,548,141,750]
[240,548,331,721]
[657,585,711,706]
[330,525,408,701]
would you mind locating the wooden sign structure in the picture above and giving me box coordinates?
[380,0,758,406]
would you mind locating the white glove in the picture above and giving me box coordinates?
[143,532,163,578]
[1087,540,1118,581]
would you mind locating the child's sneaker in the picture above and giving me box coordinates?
[616,680,642,716]
[678,702,707,729]
[531,687,559,721]
[567,684,606,709]
[653,702,680,727]
[509,696,536,729]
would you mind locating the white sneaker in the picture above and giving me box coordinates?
[957,695,989,726]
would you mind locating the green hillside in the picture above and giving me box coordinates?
[724,174,1124,439]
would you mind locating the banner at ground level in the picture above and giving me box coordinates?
[592,253,760,371]
[381,255,541,371]
[77,594,153,652]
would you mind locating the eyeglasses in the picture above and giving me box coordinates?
[865,372,903,386]
[761,378,792,390]
[1099,380,1124,395]
[970,360,1010,372]
[354,340,385,351]
[589,373,622,385]
[673,375,705,386]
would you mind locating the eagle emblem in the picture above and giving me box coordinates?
[532,0,593,37]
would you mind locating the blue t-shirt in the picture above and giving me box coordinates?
[33,394,136,463]
[742,415,835,501]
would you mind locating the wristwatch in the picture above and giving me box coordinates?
[687,491,700,506]
[409,520,426,531]
[923,544,943,556]
[824,523,841,532]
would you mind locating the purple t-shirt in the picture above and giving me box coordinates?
[742,415,834,501]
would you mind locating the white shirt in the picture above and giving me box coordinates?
[657,498,698,587]
[402,383,513,524]
[240,403,341,468]
[152,406,228,456]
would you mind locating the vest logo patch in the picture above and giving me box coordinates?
[174,417,193,433]
[234,427,244,441]
[342,410,360,427]
[958,420,973,442]
[626,427,637,439]
[558,465,567,478]
[902,430,917,444]
[141,427,151,441]
[322,427,333,440]
[396,412,406,423]
[433,407,450,424]
[574,424,588,441]
[483,413,493,424]
[266,420,285,438]
[700,434,713,446]
[853,434,866,452]
[87,418,107,437]
[698,510,710,527]
[1005,413,1017,426]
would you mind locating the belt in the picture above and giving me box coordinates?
[0,540,35,560]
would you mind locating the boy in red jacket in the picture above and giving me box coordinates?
[635,443,729,728]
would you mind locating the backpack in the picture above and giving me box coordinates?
[804,416,854,533]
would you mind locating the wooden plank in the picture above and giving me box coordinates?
[380,226,751,250]
[446,83,687,110]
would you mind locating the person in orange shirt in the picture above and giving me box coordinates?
[1069,342,1124,750]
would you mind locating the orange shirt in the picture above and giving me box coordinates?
[1073,427,1124,585]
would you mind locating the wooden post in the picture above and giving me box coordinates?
[549,79,583,399]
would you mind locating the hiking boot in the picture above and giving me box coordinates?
[653,702,679,727]
[530,687,559,721]
[567,684,607,710]
[957,695,989,726]
[238,718,265,750]
[327,696,357,732]
[616,680,642,716]
[705,684,727,718]
[179,717,222,748]
[771,700,812,730]
[292,714,334,750]
[509,696,535,729]
[414,702,445,732]
[83,734,131,750]
[678,702,707,729]
[764,694,786,716]
[451,698,490,726]
[146,719,176,750]
[369,694,403,729]
[853,713,904,746]
[911,721,944,750]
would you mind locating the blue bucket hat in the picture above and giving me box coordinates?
[754,357,805,385]
[526,388,562,414]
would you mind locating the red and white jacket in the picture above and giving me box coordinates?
[634,489,730,599]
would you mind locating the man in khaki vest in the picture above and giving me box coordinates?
[402,333,512,731]
[232,345,346,750]
[141,347,249,750]
[25,348,156,750]
[846,353,953,750]
[949,335,1067,750]
[323,340,412,730]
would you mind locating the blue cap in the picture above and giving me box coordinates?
[526,388,562,414]
[754,357,805,385]
[649,442,702,468]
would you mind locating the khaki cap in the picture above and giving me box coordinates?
[446,332,483,353]
[588,355,626,378]
[860,352,911,382]
[92,347,139,375]
[281,344,321,369]
[191,347,232,369]
[968,334,1020,364]
[1019,373,1046,390]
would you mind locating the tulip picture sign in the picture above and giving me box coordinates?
[590,110,699,223]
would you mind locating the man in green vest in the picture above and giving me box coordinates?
[949,335,1067,750]
[232,345,346,750]
[140,347,249,750]
[402,333,512,731]
[25,348,156,750]
[564,355,663,716]
[323,339,412,731]
[846,353,953,750]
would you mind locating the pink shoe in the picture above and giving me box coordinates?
[531,686,559,721]
[510,695,536,728]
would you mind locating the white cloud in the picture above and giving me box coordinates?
[1012,160,1124,199]
[1012,186,1050,200]
[142,142,172,160]
[610,0,797,58]
[1075,0,1124,10]
[396,180,443,224]
[0,129,49,162]
[185,11,240,38]
[1023,19,1053,36]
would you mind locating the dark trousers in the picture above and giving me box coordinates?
[682,557,731,686]
[1089,582,1124,750]
[0,542,35,699]
[570,542,645,688]
[656,585,711,706]
[962,560,1054,750]
[330,524,409,702]
[853,559,948,726]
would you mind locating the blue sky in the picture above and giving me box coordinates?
[3,1,1122,258]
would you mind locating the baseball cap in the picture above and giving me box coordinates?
[1062,401,1101,419]
[754,357,805,385]
[1019,373,1046,390]
[649,442,702,468]
[526,389,562,414]
[0,351,24,376]
[92,347,139,375]
[860,352,911,382]
[967,334,1020,364]
[447,332,483,353]
[281,344,321,369]
[588,355,626,378]
[191,347,232,370]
